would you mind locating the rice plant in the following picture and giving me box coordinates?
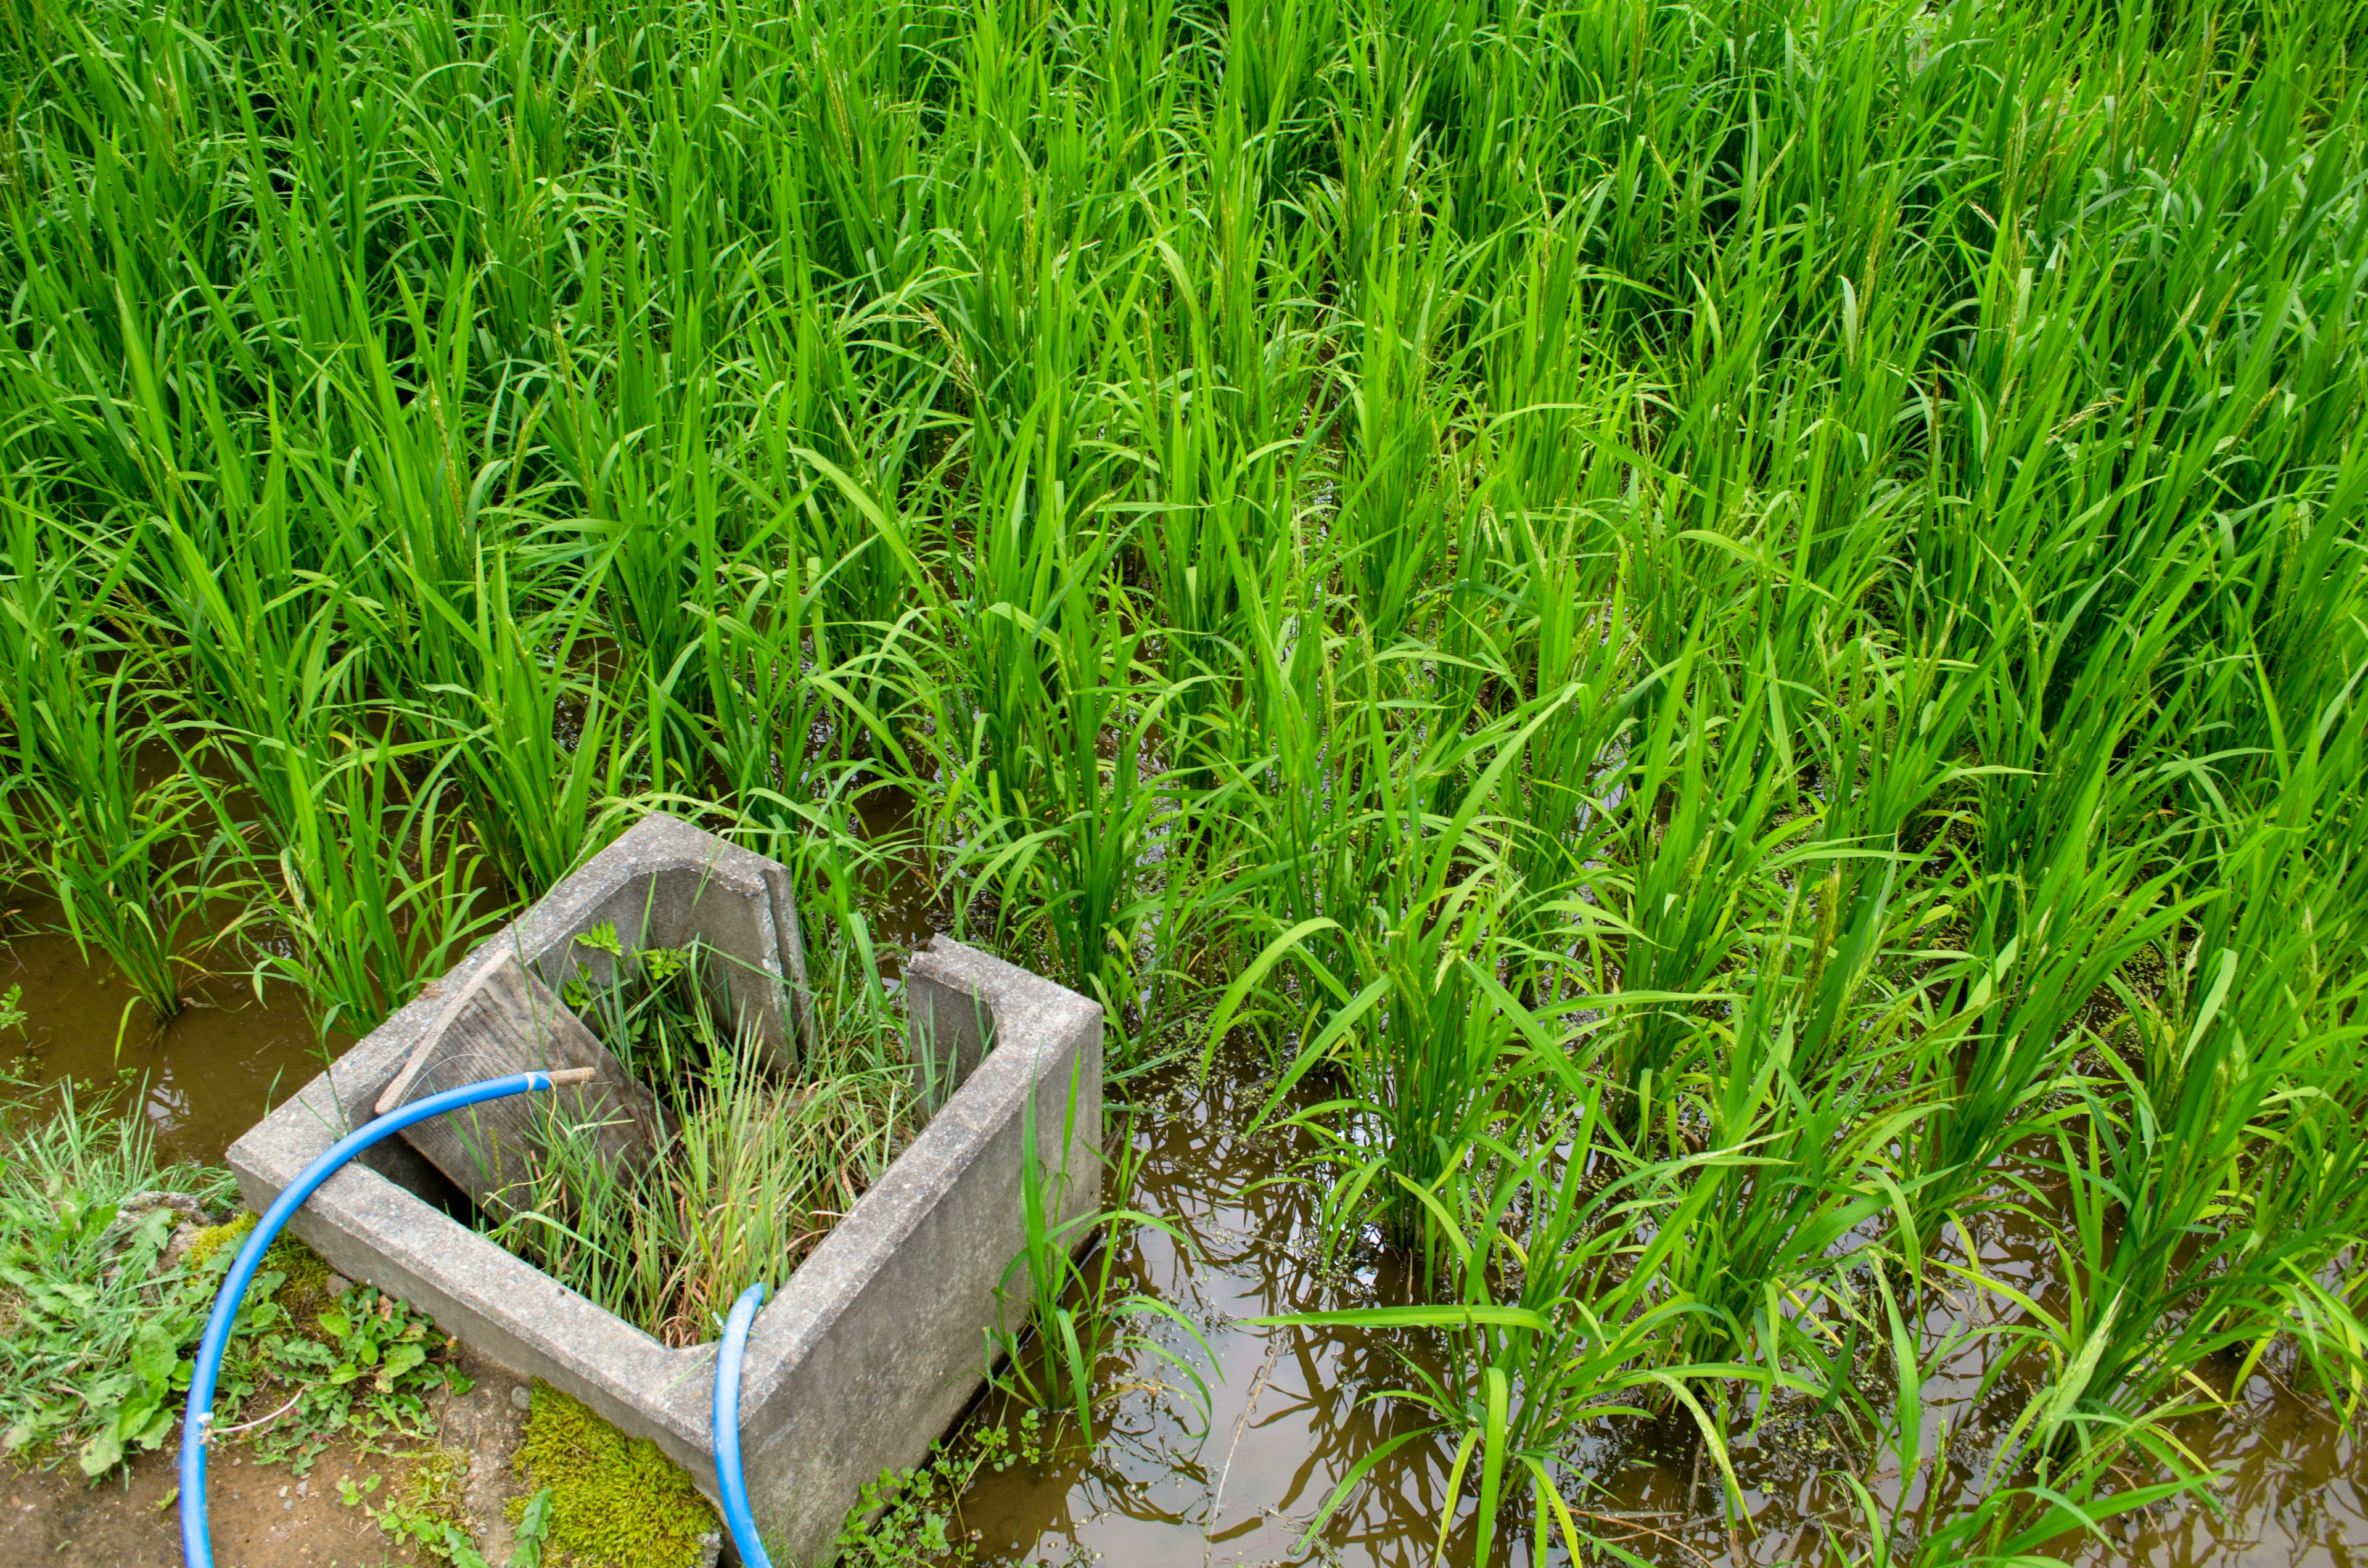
[0,514,230,1025]
[2,0,2366,1553]
[985,1073,1212,1437]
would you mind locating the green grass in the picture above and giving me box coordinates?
[0,1079,456,1479]
[480,933,920,1345]
[1,0,2366,1559]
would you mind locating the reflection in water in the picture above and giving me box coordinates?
[958,1055,1464,1567]
[953,1057,2368,1567]
[1,913,334,1166]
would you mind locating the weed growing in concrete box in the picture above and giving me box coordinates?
[479,930,921,1344]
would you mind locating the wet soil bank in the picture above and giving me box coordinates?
[4,1344,536,1568]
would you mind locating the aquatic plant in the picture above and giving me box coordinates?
[987,1073,1212,1435]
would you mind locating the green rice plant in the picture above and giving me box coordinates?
[1650,922,1933,1391]
[1,0,2366,1549]
[955,555,1186,1031]
[987,1069,1211,1436]
[1320,154,1470,653]
[0,645,228,1028]
[948,386,1093,814]
[1254,1091,1745,1566]
[1106,208,1312,795]
[2013,863,2368,1439]
[1605,651,1797,1128]
[1823,1268,2209,1568]
[1897,554,2220,1234]
[1484,530,1643,931]
[1224,679,1611,1253]
[233,717,501,1041]
[413,556,628,900]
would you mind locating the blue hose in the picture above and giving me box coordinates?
[179,1068,590,1568]
[713,1281,773,1568]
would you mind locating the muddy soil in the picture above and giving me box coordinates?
[4,1347,538,1568]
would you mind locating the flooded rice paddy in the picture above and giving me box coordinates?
[6,908,2361,1567]
[948,1056,2368,1568]
[1,901,331,1165]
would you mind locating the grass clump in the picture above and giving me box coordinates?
[0,1082,237,1474]
[1,1080,458,1479]
[482,934,919,1345]
[510,1381,715,1568]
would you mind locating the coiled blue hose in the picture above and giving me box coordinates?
[179,1068,590,1568]
[713,1281,773,1568]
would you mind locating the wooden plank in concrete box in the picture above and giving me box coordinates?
[373,948,672,1215]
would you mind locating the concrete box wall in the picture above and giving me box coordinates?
[226,814,1102,1566]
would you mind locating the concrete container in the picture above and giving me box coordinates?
[227,813,1103,1566]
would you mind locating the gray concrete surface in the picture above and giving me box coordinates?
[228,814,1102,1567]
[374,949,673,1214]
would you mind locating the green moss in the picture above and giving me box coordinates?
[509,1381,716,1568]
[181,1211,255,1268]
[261,1233,338,1328]
[183,1213,341,1329]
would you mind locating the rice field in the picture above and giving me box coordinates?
[1,0,2365,1561]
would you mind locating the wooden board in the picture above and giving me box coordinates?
[373,951,673,1216]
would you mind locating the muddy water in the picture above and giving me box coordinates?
[1,905,331,1165]
[852,783,950,971]
[955,1056,1462,1567]
[950,1056,2368,1567]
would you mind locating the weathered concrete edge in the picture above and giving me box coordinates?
[736,935,1107,1389]
[733,936,1104,1565]
[228,836,1101,1567]
[226,813,814,1461]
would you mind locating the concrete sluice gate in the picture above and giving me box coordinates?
[230,813,1103,1566]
